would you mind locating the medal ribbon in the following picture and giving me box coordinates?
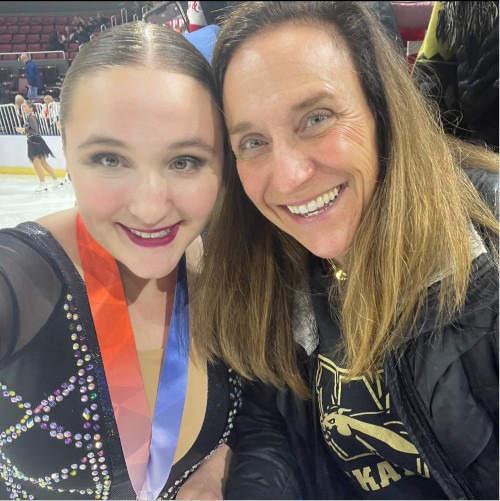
[77,215,190,499]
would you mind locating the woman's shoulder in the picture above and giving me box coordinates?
[465,166,499,217]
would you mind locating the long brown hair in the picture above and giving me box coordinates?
[193,1,499,398]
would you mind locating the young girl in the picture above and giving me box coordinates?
[1,21,237,500]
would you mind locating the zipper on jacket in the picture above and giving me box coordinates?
[395,358,476,500]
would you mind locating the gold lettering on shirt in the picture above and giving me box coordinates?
[316,354,432,484]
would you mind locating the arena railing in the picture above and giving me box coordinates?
[0,101,60,136]
[0,50,66,61]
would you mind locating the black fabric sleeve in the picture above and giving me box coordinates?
[0,232,63,366]
[224,380,304,500]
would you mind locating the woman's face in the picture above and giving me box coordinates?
[223,23,379,262]
[63,66,224,279]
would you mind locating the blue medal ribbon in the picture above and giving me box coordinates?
[146,254,190,499]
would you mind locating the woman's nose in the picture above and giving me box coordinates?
[269,142,315,194]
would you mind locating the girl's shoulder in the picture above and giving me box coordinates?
[36,207,83,276]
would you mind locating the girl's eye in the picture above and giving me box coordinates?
[170,156,202,171]
[91,153,122,168]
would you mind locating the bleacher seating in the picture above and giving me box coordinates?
[0,12,120,63]
[0,4,158,109]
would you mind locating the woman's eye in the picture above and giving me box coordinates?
[240,138,264,151]
[305,112,331,128]
[304,110,333,129]
[92,154,122,168]
[171,156,202,171]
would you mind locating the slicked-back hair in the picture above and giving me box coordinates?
[59,21,221,144]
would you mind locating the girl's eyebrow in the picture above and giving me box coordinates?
[78,135,125,149]
[78,136,216,154]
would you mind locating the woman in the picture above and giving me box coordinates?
[195,2,498,499]
[15,100,64,193]
[0,21,238,500]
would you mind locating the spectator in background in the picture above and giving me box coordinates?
[412,1,499,151]
[61,25,75,46]
[85,16,100,33]
[95,11,109,28]
[47,30,65,52]
[72,24,91,45]
[71,15,86,29]
[19,53,42,100]
[14,94,26,126]
[42,94,56,128]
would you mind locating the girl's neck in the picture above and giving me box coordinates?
[118,263,178,303]
[118,263,179,351]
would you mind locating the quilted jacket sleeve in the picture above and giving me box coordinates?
[224,380,304,500]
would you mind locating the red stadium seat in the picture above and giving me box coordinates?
[7,25,19,34]
[19,25,32,34]
[30,17,43,25]
[42,17,55,25]
[0,35,11,43]
[0,44,13,53]
[26,34,40,43]
[5,17,18,25]
[12,44,28,52]
[31,53,45,60]
[42,25,54,33]
[12,34,25,42]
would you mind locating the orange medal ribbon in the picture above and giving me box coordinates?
[76,215,150,496]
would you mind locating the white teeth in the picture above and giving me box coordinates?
[307,200,317,212]
[129,228,172,239]
[287,185,342,217]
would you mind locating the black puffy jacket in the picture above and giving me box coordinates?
[225,169,498,500]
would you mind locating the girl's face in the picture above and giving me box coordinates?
[63,66,224,279]
[223,23,379,263]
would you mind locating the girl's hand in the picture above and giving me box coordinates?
[15,127,25,134]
